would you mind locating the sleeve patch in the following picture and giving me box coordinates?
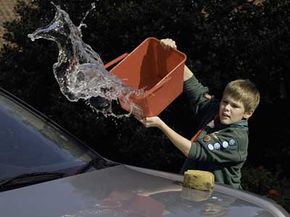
[202,132,237,151]
[214,143,221,149]
[229,139,236,145]
[207,144,214,150]
[222,141,229,148]
[203,135,211,142]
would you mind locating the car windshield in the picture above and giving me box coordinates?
[0,92,113,183]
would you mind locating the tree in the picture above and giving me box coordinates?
[1,0,290,176]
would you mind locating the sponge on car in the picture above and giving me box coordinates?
[183,170,214,191]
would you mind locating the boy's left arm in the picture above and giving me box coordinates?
[139,117,192,157]
[188,129,248,164]
[137,117,247,164]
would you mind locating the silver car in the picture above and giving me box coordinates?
[0,87,289,217]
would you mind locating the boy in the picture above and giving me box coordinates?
[138,38,260,189]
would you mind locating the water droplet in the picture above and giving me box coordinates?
[28,2,143,118]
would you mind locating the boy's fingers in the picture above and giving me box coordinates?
[137,117,146,124]
[160,38,177,49]
[204,94,214,100]
[138,118,151,128]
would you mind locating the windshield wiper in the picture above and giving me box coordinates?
[75,158,118,174]
[0,172,65,191]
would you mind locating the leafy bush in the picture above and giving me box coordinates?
[242,166,290,212]
[0,0,290,192]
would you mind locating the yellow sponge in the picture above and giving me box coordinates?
[183,170,214,191]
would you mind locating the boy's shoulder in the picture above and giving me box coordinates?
[200,120,248,147]
[214,122,249,149]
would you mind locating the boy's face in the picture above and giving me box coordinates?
[219,94,253,125]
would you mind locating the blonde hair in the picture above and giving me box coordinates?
[223,79,260,113]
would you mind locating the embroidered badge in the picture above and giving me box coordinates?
[229,139,236,145]
[208,144,214,150]
[222,141,229,148]
[214,143,221,149]
[203,135,211,142]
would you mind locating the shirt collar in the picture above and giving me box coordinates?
[214,115,248,129]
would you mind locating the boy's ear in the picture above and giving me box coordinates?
[243,111,253,119]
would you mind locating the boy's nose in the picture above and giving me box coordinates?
[224,103,231,111]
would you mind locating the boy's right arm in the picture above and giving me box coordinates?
[183,68,211,115]
[160,38,211,110]
[184,65,193,81]
[160,38,193,82]
[184,65,213,100]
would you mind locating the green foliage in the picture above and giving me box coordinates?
[0,0,290,198]
[242,166,279,195]
[242,166,290,212]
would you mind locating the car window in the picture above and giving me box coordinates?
[0,94,106,181]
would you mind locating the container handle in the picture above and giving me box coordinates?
[104,53,129,70]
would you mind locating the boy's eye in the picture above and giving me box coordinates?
[222,98,242,109]
[222,99,228,104]
[231,101,243,109]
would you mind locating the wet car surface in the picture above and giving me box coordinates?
[0,87,289,217]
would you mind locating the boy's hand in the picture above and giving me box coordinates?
[160,38,177,50]
[138,117,162,128]
[204,93,214,100]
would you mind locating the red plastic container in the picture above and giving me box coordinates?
[106,37,187,117]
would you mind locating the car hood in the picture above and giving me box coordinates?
[0,165,286,217]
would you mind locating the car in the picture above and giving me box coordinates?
[0,87,289,217]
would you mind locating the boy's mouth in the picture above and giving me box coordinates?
[221,113,230,119]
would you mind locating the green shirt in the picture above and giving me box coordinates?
[181,76,248,189]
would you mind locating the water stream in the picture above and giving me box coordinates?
[28,2,143,117]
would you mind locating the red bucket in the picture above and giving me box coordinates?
[105,37,187,117]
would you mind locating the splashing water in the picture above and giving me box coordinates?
[27,2,143,117]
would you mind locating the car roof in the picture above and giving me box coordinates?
[0,165,288,217]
